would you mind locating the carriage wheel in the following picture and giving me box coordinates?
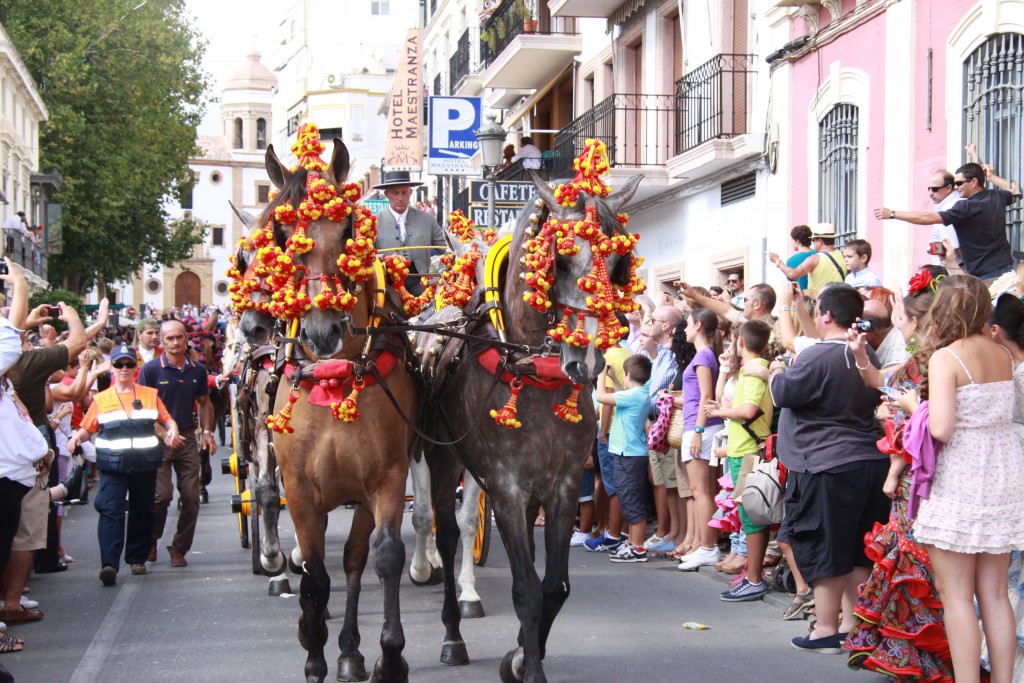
[473,489,491,566]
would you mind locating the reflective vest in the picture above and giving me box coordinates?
[93,384,164,473]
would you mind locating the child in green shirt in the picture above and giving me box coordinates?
[706,319,773,601]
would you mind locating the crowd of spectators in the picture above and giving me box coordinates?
[0,289,228,678]
[573,156,1024,681]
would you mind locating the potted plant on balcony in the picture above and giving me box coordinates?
[516,0,538,33]
[481,26,497,53]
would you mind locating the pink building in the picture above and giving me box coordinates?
[767,0,1024,285]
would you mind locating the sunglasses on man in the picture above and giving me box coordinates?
[112,361,137,370]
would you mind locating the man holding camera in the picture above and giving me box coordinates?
[768,284,889,654]
[1,297,87,622]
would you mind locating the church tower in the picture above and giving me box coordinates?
[220,50,276,153]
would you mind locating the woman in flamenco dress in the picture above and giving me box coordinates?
[843,272,954,682]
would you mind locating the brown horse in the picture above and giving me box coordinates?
[420,171,643,682]
[261,138,417,683]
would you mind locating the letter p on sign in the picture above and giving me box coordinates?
[434,98,476,148]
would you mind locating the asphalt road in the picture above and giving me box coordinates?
[4,443,887,683]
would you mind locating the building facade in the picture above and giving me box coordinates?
[0,22,52,292]
[118,51,277,313]
[421,0,1024,296]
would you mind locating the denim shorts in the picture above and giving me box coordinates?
[612,454,649,525]
[578,467,595,503]
[596,438,616,496]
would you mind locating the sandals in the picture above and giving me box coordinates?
[0,631,24,653]
[782,590,815,621]
[665,543,696,561]
[534,516,545,527]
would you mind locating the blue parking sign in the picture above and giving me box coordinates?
[428,97,482,176]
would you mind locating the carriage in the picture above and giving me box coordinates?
[225,122,644,683]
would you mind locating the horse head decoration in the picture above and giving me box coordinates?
[228,201,276,346]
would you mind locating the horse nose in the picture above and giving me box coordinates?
[563,360,592,386]
[299,320,344,356]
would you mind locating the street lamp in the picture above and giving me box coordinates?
[474,113,506,230]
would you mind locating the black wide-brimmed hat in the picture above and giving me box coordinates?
[373,170,424,189]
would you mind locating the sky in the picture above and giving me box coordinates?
[184,0,282,136]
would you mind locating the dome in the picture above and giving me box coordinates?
[223,51,277,92]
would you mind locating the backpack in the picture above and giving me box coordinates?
[741,438,785,526]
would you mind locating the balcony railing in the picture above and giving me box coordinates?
[553,94,676,178]
[675,54,755,154]
[480,0,577,66]
[493,157,554,182]
[450,28,474,93]
[3,232,47,282]
[433,71,445,97]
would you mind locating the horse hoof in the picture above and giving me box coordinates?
[409,564,443,586]
[459,600,485,619]
[498,647,525,683]
[262,551,286,576]
[440,640,469,666]
[369,657,408,683]
[336,653,367,682]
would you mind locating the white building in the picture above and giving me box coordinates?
[117,51,277,313]
[270,0,421,188]
[0,22,51,292]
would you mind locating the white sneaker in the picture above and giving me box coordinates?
[677,546,721,571]
[643,533,664,548]
[569,530,593,547]
[20,595,39,609]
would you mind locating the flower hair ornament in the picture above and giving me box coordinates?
[907,268,945,297]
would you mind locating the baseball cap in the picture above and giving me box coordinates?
[110,344,137,364]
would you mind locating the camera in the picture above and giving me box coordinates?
[927,241,946,257]
[47,305,61,318]
[0,262,7,276]
[855,319,874,332]
[774,354,792,367]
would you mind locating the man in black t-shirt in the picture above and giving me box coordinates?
[875,162,1017,280]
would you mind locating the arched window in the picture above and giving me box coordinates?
[818,104,859,245]
[233,117,243,149]
[256,118,267,150]
[963,33,1024,250]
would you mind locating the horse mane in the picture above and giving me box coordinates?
[255,167,312,231]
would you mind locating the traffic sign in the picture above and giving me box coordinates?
[428,97,482,176]
[127,306,137,317]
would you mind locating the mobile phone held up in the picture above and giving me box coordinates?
[0,261,7,276]
[854,319,874,332]
[46,305,61,318]
[927,241,946,257]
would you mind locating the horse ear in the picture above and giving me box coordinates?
[603,174,644,215]
[328,138,350,183]
[228,200,258,230]
[265,144,290,189]
[528,170,570,219]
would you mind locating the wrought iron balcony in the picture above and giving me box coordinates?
[433,71,445,97]
[553,94,676,179]
[3,232,48,282]
[450,28,474,93]
[479,0,576,67]
[675,54,755,154]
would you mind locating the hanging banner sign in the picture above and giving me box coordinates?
[384,28,422,171]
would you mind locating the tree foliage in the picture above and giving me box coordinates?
[2,0,211,293]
